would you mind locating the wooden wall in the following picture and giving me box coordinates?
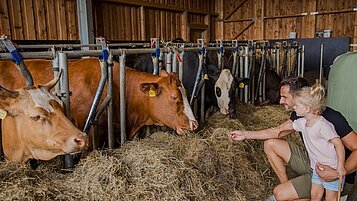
[217,0,357,50]
[0,0,78,40]
[1,0,356,49]
[93,0,216,42]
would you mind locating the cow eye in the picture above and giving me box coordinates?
[216,87,222,97]
[171,95,179,102]
[31,115,45,121]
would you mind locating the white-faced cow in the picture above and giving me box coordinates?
[0,76,87,162]
[206,51,282,105]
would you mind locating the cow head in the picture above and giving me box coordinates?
[139,70,198,135]
[214,69,237,115]
[0,77,87,162]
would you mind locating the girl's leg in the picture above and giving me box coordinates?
[325,190,337,201]
[311,183,324,201]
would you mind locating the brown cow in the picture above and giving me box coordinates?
[0,76,87,162]
[0,58,198,142]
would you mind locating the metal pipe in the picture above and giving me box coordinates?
[52,51,61,95]
[232,50,238,77]
[301,45,305,77]
[200,80,205,123]
[59,52,71,118]
[250,48,256,103]
[178,51,184,81]
[13,62,34,87]
[172,50,178,73]
[59,52,74,169]
[0,47,229,61]
[166,51,172,73]
[319,44,324,82]
[287,47,291,76]
[83,60,108,133]
[239,47,244,102]
[119,52,126,146]
[92,96,111,150]
[189,54,204,105]
[276,47,280,76]
[107,54,114,149]
[244,46,249,103]
[297,47,301,76]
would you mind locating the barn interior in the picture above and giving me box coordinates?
[0,0,357,200]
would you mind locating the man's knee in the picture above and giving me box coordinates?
[273,185,285,201]
[264,139,279,154]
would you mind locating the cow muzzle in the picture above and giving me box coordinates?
[66,132,88,153]
[190,120,199,131]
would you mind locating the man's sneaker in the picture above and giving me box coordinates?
[340,195,348,201]
[265,194,277,201]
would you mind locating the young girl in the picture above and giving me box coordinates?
[280,83,346,201]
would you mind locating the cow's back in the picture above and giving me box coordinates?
[0,60,53,89]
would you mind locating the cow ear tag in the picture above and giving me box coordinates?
[204,74,209,80]
[239,82,245,89]
[148,89,156,97]
[0,109,7,119]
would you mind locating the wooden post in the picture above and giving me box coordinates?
[0,0,11,36]
[140,6,146,40]
[215,0,224,40]
[302,0,317,38]
[204,14,210,42]
[22,0,36,40]
[181,11,188,41]
[8,0,24,40]
[254,0,264,40]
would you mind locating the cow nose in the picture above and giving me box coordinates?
[228,107,235,115]
[74,133,87,149]
[191,120,199,131]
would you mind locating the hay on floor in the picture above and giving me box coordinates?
[0,103,296,201]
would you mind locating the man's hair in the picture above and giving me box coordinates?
[280,76,310,93]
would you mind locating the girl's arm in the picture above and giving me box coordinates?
[228,119,294,141]
[330,137,346,177]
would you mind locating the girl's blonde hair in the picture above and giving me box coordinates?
[293,82,326,115]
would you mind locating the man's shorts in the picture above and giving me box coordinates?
[287,142,312,199]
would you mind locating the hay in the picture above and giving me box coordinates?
[0,103,294,201]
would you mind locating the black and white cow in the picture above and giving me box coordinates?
[206,51,282,105]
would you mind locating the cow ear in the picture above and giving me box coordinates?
[235,77,250,89]
[43,69,62,91]
[0,85,19,109]
[159,70,169,77]
[140,83,162,96]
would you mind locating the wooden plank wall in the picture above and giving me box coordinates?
[0,0,78,40]
[219,0,357,50]
[93,0,216,42]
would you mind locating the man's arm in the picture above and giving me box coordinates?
[342,131,357,174]
[316,131,357,181]
[228,119,294,141]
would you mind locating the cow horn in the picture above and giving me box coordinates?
[0,85,19,99]
[43,69,62,90]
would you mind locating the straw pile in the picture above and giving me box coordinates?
[0,103,297,201]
